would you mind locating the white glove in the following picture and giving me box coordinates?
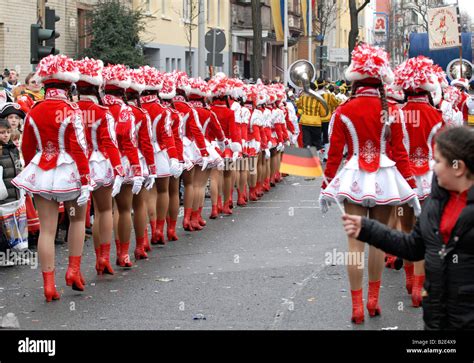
[183,159,193,172]
[232,151,239,163]
[111,175,124,197]
[290,134,298,145]
[201,156,212,171]
[77,185,91,207]
[230,141,242,153]
[276,142,284,152]
[267,141,273,149]
[170,158,183,178]
[264,149,270,160]
[217,139,228,152]
[319,196,331,214]
[144,174,156,190]
[132,176,145,195]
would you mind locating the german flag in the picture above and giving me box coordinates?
[279,146,323,177]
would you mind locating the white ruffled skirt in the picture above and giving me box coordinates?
[182,136,201,170]
[155,149,172,178]
[414,171,433,201]
[89,151,114,190]
[12,151,93,202]
[320,155,421,216]
[122,151,149,185]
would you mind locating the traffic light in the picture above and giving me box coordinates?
[30,7,60,64]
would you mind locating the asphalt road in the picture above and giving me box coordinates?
[0,175,423,330]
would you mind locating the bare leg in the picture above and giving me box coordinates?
[156,177,170,220]
[168,177,180,221]
[35,196,59,272]
[64,199,87,257]
[368,205,393,282]
[92,186,113,246]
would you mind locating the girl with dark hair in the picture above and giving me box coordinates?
[75,58,124,276]
[320,44,419,324]
[343,126,474,330]
[392,57,445,307]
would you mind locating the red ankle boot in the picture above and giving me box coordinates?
[190,210,203,230]
[144,227,151,252]
[270,177,276,187]
[367,280,381,317]
[217,196,223,213]
[134,236,148,260]
[166,217,178,241]
[115,239,121,266]
[256,182,264,197]
[149,219,157,245]
[97,243,114,275]
[198,207,206,226]
[243,188,249,202]
[65,256,85,291]
[152,219,166,245]
[42,270,60,302]
[209,205,219,219]
[263,178,271,192]
[249,187,258,201]
[275,172,282,183]
[351,289,364,324]
[118,242,133,268]
[405,264,414,294]
[222,200,233,215]
[229,188,234,209]
[411,275,425,307]
[95,247,100,274]
[237,189,247,206]
[183,208,194,231]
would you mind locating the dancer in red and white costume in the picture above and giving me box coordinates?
[209,74,242,215]
[451,77,470,123]
[171,71,210,230]
[12,55,91,301]
[75,58,124,276]
[102,64,143,268]
[392,56,444,307]
[441,86,464,128]
[159,75,185,240]
[125,69,157,260]
[139,66,183,245]
[186,77,225,227]
[320,44,420,324]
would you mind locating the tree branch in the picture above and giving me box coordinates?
[357,0,370,14]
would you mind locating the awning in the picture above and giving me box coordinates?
[232,30,269,39]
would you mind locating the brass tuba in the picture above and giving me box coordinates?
[288,59,329,114]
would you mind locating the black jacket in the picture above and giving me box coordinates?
[358,176,474,330]
[0,141,21,205]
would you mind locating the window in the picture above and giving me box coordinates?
[183,0,191,22]
[178,58,182,70]
[78,8,93,56]
[185,51,194,76]
[166,57,170,72]
[171,58,176,70]
[161,0,167,16]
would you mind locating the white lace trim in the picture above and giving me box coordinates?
[91,118,102,151]
[340,114,359,156]
[28,117,43,151]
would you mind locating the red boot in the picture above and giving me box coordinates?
[65,256,85,291]
[42,270,60,302]
[249,187,258,201]
[385,254,403,270]
[149,219,157,245]
[183,208,194,231]
[270,176,276,187]
[190,210,203,231]
[217,196,223,213]
[152,219,166,245]
[243,188,249,202]
[367,280,381,317]
[275,172,282,183]
[263,178,271,192]
[221,200,233,215]
[256,182,264,197]
[198,207,206,226]
[209,205,219,219]
[143,227,151,252]
[229,188,234,209]
[117,242,133,268]
[405,263,414,294]
[134,236,148,260]
[166,217,178,241]
[351,289,364,324]
[115,239,121,266]
[237,189,247,206]
[95,247,100,274]
[411,274,425,307]
[97,243,114,275]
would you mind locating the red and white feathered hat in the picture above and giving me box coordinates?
[393,56,440,92]
[432,64,449,89]
[345,44,394,84]
[451,77,470,90]
[75,57,103,87]
[171,71,189,91]
[385,84,404,101]
[128,69,146,93]
[270,83,287,103]
[228,78,245,100]
[102,64,131,90]
[266,86,278,104]
[443,85,462,105]
[35,54,80,84]
[255,79,268,106]
[186,77,210,98]
[140,66,163,91]
[159,73,176,100]
[208,75,230,97]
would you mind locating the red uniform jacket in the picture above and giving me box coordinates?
[211,100,241,145]
[103,96,142,177]
[141,97,179,160]
[325,88,416,188]
[130,104,156,174]
[400,95,444,176]
[77,99,123,177]
[22,98,90,185]
[173,100,209,157]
